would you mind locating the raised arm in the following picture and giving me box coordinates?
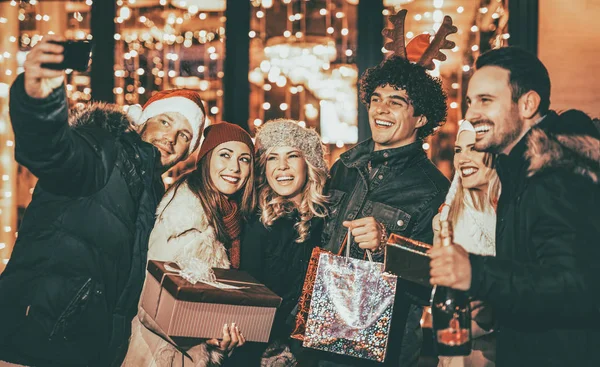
[10,35,115,196]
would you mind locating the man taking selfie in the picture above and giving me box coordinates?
[0,35,206,367]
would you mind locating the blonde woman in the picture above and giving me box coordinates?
[239,119,328,366]
[433,120,500,367]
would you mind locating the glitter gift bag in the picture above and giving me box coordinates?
[291,235,348,341]
[303,233,398,362]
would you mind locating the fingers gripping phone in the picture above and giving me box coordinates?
[41,40,93,72]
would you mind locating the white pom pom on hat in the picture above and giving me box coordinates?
[125,104,144,125]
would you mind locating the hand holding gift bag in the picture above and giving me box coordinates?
[302,230,398,362]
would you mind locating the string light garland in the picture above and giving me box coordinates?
[248,0,359,149]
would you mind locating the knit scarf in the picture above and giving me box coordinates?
[220,195,242,269]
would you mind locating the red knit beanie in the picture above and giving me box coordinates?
[197,122,255,162]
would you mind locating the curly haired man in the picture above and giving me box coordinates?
[317,56,450,366]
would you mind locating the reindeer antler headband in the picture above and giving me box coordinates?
[382,9,458,70]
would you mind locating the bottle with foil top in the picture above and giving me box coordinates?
[431,219,472,356]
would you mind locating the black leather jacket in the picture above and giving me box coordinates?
[321,139,449,366]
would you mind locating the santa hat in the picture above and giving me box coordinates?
[127,89,206,155]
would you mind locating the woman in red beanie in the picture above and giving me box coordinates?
[122,122,257,366]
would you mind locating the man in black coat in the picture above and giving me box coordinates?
[0,35,206,366]
[429,46,600,366]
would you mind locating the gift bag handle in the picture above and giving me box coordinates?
[345,228,373,262]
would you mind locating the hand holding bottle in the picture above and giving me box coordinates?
[430,220,472,356]
[428,235,472,291]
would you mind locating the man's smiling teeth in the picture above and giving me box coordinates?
[461,167,478,177]
[276,176,294,182]
[474,124,491,134]
[221,175,239,183]
[375,119,393,127]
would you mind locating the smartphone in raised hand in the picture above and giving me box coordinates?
[41,40,93,72]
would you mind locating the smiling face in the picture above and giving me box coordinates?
[138,111,195,170]
[454,130,492,191]
[265,146,308,206]
[209,141,252,196]
[465,66,525,155]
[368,84,427,151]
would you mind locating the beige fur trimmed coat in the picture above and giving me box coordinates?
[122,182,231,367]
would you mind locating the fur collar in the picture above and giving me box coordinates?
[69,102,132,137]
[525,125,600,183]
[148,182,231,269]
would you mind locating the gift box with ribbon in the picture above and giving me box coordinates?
[140,260,282,344]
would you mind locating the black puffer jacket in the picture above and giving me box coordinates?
[469,110,600,367]
[0,74,164,367]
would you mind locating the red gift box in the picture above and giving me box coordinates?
[140,260,282,343]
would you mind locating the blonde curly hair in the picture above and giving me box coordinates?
[257,149,329,242]
[255,119,329,243]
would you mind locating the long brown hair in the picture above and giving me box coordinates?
[170,148,257,244]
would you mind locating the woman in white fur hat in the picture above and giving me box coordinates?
[432,120,500,367]
[238,118,329,366]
